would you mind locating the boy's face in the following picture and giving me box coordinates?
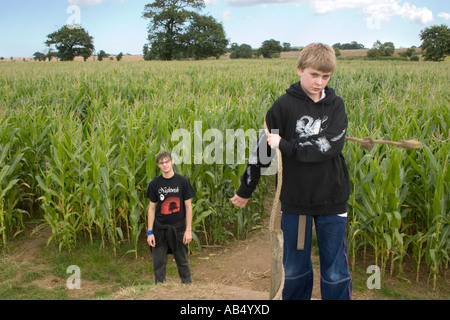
[157,157,174,174]
[297,67,332,101]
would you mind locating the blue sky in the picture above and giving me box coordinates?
[0,0,448,58]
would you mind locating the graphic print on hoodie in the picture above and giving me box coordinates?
[296,115,330,152]
[236,81,351,216]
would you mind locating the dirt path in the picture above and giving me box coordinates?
[6,220,323,300]
[6,220,445,300]
[136,224,321,300]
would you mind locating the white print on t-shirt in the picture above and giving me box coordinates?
[158,186,179,195]
[158,186,180,202]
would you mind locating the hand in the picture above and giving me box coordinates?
[183,230,192,245]
[267,133,281,149]
[147,235,155,247]
[230,194,249,208]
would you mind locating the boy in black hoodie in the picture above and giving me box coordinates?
[231,43,352,300]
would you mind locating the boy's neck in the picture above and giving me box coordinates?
[162,171,175,179]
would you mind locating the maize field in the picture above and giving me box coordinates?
[0,58,448,289]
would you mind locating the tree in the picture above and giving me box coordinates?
[143,44,155,60]
[183,14,228,59]
[405,47,416,58]
[81,51,91,61]
[259,39,282,58]
[334,47,341,57]
[282,42,291,52]
[143,44,149,56]
[367,40,395,58]
[97,50,108,61]
[45,25,94,61]
[420,24,450,62]
[46,48,57,61]
[333,41,365,50]
[399,47,417,60]
[230,43,254,59]
[142,0,205,60]
[33,52,46,61]
[116,52,124,61]
[383,42,395,56]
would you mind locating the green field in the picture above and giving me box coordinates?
[0,58,448,291]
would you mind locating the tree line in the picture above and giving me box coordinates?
[28,0,450,63]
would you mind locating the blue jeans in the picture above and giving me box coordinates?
[281,212,352,300]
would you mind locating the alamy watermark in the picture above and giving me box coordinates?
[66,5,81,29]
[366,265,381,290]
[171,121,277,172]
[66,265,81,290]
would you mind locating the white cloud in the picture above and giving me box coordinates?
[226,0,305,6]
[437,12,450,20]
[227,0,435,27]
[399,2,433,24]
[222,10,233,21]
[68,0,106,6]
[311,0,433,24]
[309,0,373,14]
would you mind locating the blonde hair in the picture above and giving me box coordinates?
[297,43,336,73]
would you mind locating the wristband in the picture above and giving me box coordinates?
[147,230,153,236]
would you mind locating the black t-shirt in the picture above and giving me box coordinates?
[146,173,196,225]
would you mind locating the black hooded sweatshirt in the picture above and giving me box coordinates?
[236,81,350,215]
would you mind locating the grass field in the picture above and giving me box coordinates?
[0,57,448,294]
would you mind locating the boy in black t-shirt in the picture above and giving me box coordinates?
[146,152,196,284]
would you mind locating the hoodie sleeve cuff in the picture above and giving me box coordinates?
[236,182,253,199]
[278,138,291,156]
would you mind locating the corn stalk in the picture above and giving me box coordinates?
[0,60,448,287]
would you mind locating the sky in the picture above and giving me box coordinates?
[0,0,449,58]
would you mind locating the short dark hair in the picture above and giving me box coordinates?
[156,151,172,164]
